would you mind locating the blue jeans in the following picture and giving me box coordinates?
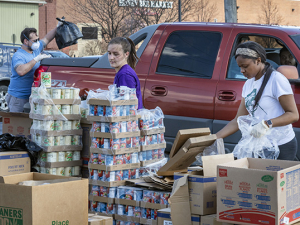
[6,93,29,113]
[277,137,298,160]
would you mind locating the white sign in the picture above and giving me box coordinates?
[164,220,173,225]
[119,0,173,8]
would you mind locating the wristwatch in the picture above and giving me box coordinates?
[265,120,273,128]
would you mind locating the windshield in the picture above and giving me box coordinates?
[290,34,300,50]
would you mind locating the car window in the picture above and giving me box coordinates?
[156,31,222,78]
[227,35,299,80]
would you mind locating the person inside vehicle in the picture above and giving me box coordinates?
[216,41,299,160]
[6,21,63,112]
[107,37,143,109]
[280,47,296,66]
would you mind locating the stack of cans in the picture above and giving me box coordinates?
[29,86,83,177]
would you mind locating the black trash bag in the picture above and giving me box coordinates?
[0,133,43,172]
[55,17,83,49]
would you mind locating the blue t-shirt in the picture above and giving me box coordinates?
[113,64,143,109]
[8,40,44,99]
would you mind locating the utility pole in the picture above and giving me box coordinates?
[224,0,237,23]
[178,0,181,22]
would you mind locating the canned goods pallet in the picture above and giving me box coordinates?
[90,147,140,155]
[140,142,166,151]
[86,115,140,123]
[90,131,140,139]
[87,98,138,106]
[88,163,140,172]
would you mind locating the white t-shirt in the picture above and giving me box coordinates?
[242,70,295,145]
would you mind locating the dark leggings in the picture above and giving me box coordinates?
[277,137,298,160]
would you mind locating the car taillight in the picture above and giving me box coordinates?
[33,66,49,87]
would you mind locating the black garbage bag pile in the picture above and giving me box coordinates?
[55,17,83,49]
[0,133,43,172]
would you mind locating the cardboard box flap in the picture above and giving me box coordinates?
[248,157,300,171]
[169,174,192,225]
[170,128,211,158]
[0,172,74,184]
[0,111,30,118]
[217,157,249,169]
[157,135,216,176]
[202,153,234,177]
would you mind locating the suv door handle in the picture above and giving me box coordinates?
[151,86,168,96]
[218,91,236,101]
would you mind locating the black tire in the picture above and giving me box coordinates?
[0,85,8,112]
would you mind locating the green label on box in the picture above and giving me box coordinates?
[261,175,274,182]
[0,206,23,224]
[280,181,285,187]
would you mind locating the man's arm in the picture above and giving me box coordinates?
[15,59,37,76]
[41,27,57,46]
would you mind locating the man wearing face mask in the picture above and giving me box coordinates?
[6,21,62,112]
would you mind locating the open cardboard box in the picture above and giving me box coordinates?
[169,154,234,225]
[217,158,300,225]
[0,172,88,225]
[157,131,216,176]
[0,112,32,139]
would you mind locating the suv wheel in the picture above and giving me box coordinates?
[0,85,8,111]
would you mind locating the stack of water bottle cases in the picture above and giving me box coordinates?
[29,85,83,176]
[87,86,169,225]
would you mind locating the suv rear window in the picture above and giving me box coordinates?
[156,31,222,78]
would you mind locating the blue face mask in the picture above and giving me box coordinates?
[23,33,40,51]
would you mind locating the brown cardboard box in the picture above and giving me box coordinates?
[217,158,300,225]
[81,122,92,158]
[88,214,113,225]
[169,128,211,158]
[0,172,88,225]
[0,112,32,139]
[157,208,201,225]
[141,142,166,151]
[0,151,31,176]
[141,127,165,136]
[201,214,232,225]
[170,154,234,225]
[157,134,216,176]
[88,162,140,171]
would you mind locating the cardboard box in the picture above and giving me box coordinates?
[88,214,113,225]
[141,127,165,136]
[0,151,31,176]
[30,98,81,105]
[217,158,300,225]
[169,128,211,158]
[0,112,32,139]
[87,98,138,106]
[91,131,140,139]
[38,160,82,168]
[141,142,166,151]
[88,195,115,204]
[90,146,140,155]
[87,115,139,123]
[88,162,140,171]
[29,113,81,120]
[114,214,140,223]
[201,214,232,225]
[157,208,201,225]
[89,179,127,187]
[81,122,92,158]
[41,145,82,152]
[0,172,88,225]
[141,158,164,167]
[30,128,83,136]
[157,134,216,176]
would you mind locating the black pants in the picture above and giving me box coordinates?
[277,137,298,160]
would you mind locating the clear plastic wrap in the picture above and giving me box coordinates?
[195,138,225,165]
[138,107,164,130]
[233,115,289,159]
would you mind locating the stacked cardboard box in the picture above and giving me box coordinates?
[0,151,31,176]
[88,213,113,225]
[29,86,83,176]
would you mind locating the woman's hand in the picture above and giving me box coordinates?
[250,120,269,138]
